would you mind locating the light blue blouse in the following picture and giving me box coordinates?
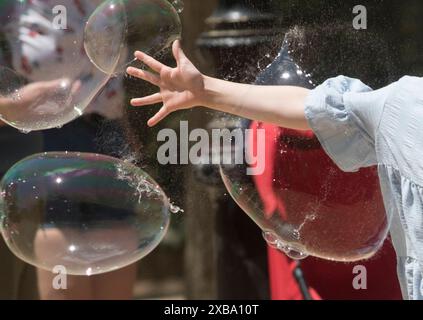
[305,76,423,300]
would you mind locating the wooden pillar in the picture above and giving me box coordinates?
[182,0,219,300]
[192,0,283,299]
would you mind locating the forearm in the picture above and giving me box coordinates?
[201,76,311,130]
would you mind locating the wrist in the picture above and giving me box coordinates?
[200,75,223,110]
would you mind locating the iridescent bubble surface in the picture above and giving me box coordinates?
[84,0,182,74]
[220,42,389,262]
[0,152,170,275]
[0,0,114,132]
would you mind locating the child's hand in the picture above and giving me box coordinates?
[127,40,205,127]
[127,40,310,130]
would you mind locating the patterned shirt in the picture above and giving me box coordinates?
[0,0,123,119]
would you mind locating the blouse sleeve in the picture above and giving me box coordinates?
[304,76,396,172]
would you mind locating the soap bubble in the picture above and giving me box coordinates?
[0,0,114,132]
[0,152,170,276]
[84,0,183,75]
[220,42,389,262]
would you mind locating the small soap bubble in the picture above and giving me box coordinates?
[84,0,182,75]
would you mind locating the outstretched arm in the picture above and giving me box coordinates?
[127,40,310,130]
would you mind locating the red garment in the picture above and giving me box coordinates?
[251,122,402,300]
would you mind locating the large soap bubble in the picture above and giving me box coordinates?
[84,0,183,74]
[0,0,116,132]
[220,43,389,262]
[0,152,170,276]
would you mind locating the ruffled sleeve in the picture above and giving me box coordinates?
[304,76,394,172]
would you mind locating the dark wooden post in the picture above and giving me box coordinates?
[181,0,218,300]
[194,0,283,299]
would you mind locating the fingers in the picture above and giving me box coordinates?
[127,67,160,86]
[172,40,180,65]
[131,93,162,107]
[172,40,187,67]
[147,105,171,127]
[134,51,165,73]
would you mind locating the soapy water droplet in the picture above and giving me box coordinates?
[293,229,300,240]
[115,162,164,204]
[171,0,184,13]
[169,202,184,214]
[283,248,309,260]
[262,231,279,248]
[0,152,170,275]
[295,214,317,233]
[262,231,308,260]
[11,90,21,102]
[86,268,93,276]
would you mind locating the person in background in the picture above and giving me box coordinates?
[0,0,137,300]
[0,123,43,299]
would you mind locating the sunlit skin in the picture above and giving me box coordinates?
[35,228,138,300]
[127,40,311,130]
[0,79,80,126]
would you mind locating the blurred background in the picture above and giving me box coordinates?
[2,0,423,300]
